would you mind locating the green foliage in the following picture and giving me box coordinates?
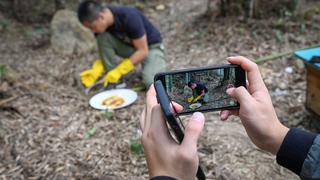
[85,127,97,139]
[189,29,208,40]
[132,84,146,92]
[103,109,115,119]
[275,30,284,43]
[34,25,48,35]
[303,5,320,20]
[133,1,145,10]
[0,65,7,79]
[129,139,143,155]
[0,19,10,32]
[300,24,306,33]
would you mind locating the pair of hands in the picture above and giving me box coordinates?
[140,56,289,179]
[80,59,134,87]
[187,95,203,103]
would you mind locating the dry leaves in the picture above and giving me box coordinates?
[1,0,319,179]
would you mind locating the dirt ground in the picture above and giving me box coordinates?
[1,0,320,179]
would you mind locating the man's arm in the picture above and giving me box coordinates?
[199,90,205,96]
[130,34,149,65]
[101,34,148,86]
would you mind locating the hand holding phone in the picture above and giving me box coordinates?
[154,80,206,180]
[140,85,206,180]
[220,57,289,155]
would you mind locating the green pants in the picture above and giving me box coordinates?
[96,32,166,87]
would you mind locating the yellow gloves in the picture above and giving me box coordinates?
[103,58,134,86]
[193,95,202,102]
[80,58,134,87]
[187,96,194,103]
[187,95,202,103]
[80,59,105,87]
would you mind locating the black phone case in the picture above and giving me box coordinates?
[154,64,246,115]
[154,80,206,180]
[155,80,184,142]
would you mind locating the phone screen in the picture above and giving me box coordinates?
[155,65,246,115]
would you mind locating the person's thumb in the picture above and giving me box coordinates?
[180,112,205,151]
[226,86,253,104]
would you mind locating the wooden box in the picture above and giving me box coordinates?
[295,47,320,116]
[306,64,320,116]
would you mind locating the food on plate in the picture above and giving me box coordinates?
[189,103,201,109]
[102,95,125,107]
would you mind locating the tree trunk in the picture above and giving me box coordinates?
[205,0,304,19]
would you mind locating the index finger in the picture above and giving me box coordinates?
[143,85,184,131]
[146,84,158,108]
[227,56,267,93]
[146,84,183,113]
[142,84,158,132]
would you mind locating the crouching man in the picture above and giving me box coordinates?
[78,0,166,88]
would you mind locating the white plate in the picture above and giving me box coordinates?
[189,103,202,109]
[89,89,138,110]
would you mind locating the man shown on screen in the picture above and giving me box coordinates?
[187,81,209,104]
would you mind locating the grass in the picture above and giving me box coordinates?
[129,139,143,155]
[0,65,7,79]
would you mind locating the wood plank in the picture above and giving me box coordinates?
[306,64,320,116]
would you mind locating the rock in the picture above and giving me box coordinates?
[271,88,288,97]
[183,85,192,96]
[294,59,305,70]
[155,4,166,11]
[279,82,287,90]
[0,81,9,92]
[50,10,97,56]
[285,66,293,73]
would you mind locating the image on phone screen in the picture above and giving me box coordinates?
[159,66,244,114]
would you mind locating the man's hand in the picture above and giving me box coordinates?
[140,85,205,180]
[80,59,105,87]
[103,58,134,86]
[220,56,289,155]
[192,95,202,103]
[103,34,147,87]
[187,96,194,103]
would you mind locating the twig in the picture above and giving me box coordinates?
[0,93,31,107]
[0,96,19,106]
[254,44,320,64]
[86,153,107,176]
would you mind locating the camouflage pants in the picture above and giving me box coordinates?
[96,32,166,87]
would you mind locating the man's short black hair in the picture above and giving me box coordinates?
[77,0,104,23]
[188,81,196,87]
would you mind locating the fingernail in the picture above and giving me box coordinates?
[192,112,204,122]
[227,56,235,60]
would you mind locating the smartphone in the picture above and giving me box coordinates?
[154,64,246,115]
[154,80,206,180]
